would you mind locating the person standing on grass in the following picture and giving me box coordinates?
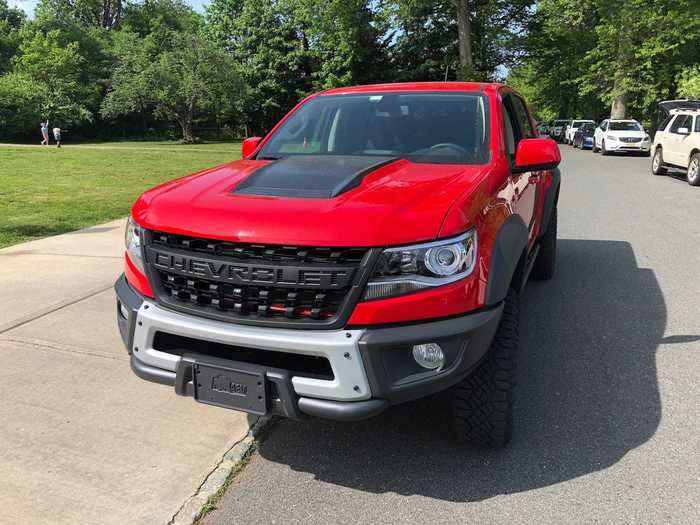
[53,126,62,148]
[40,122,49,145]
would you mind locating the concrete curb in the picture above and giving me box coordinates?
[169,416,273,525]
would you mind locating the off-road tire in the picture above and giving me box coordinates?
[531,206,557,280]
[453,287,519,448]
[688,153,700,186]
[652,147,667,175]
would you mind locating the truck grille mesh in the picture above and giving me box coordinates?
[146,232,368,325]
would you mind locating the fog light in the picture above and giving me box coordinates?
[412,343,444,370]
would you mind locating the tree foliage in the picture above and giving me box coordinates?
[1,0,698,140]
[102,31,242,142]
[511,0,700,123]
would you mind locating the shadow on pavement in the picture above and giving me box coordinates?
[257,239,668,502]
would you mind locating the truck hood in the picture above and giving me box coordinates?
[132,157,491,247]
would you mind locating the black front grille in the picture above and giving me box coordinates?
[620,137,642,143]
[145,231,372,327]
[151,232,367,265]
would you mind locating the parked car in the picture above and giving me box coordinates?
[537,121,551,136]
[572,122,596,149]
[592,119,651,156]
[550,119,570,142]
[116,82,562,447]
[651,99,700,185]
[565,119,595,145]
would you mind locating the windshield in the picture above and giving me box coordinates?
[572,120,592,127]
[580,123,595,132]
[553,120,568,126]
[609,121,642,131]
[258,92,490,165]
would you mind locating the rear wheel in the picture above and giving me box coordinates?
[688,153,700,186]
[452,287,519,448]
[652,148,667,175]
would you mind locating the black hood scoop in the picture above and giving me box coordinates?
[233,155,397,199]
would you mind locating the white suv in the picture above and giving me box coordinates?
[651,100,700,186]
[565,119,595,145]
[592,119,651,156]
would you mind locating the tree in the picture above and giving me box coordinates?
[206,0,309,134]
[35,0,124,30]
[280,0,389,90]
[0,72,46,137]
[102,31,242,142]
[677,67,700,99]
[579,0,700,119]
[14,29,97,125]
[390,0,533,81]
[0,0,25,73]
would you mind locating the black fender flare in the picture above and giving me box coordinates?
[540,167,561,238]
[484,214,529,306]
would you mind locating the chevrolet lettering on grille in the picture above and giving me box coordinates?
[147,248,356,289]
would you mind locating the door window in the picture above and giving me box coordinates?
[670,115,691,134]
[511,97,536,138]
[658,114,674,132]
[694,116,700,133]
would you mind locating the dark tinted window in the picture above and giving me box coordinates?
[259,92,490,165]
[658,114,674,132]
[695,116,700,133]
[580,123,595,132]
[511,97,536,138]
[609,121,642,131]
[670,115,691,133]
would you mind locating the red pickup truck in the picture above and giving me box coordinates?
[116,82,561,447]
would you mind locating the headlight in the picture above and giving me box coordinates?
[643,134,650,142]
[125,216,145,274]
[606,135,617,141]
[363,231,477,300]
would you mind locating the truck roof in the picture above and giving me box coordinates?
[318,82,501,96]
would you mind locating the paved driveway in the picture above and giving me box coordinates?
[203,149,700,523]
[0,220,251,524]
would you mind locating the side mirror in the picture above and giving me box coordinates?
[241,136,263,158]
[513,138,561,173]
[677,127,690,135]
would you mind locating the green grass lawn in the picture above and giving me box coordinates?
[0,141,241,248]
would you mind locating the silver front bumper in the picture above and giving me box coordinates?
[130,301,371,402]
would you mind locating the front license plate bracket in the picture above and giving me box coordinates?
[193,361,268,415]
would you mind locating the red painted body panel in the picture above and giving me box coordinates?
[124,252,154,298]
[514,138,561,170]
[132,159,493,247]
[127,82,559,325]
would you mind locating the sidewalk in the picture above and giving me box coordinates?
[0,220,252,524]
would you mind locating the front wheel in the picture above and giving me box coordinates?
[652,148,667,175]
[452,287,519,448]
[688,153,700,186]
[601,140,609,156]
[592,140,599,153]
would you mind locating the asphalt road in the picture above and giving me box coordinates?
[204,148,700,524]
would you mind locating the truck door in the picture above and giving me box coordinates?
[666,114,692,166]
[502,93,538,244]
